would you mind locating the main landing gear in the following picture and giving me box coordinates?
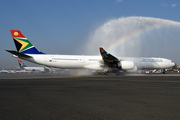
[162,69,166,74]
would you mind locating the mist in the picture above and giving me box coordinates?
[84,16,180,65]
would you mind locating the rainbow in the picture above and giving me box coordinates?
[76,17,180,76]
[106,23,166,52]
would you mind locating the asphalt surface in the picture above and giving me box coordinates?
[1,74,180,120]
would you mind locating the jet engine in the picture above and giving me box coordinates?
[120,61,135,70]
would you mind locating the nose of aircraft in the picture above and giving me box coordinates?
[171,61,176,68]
[167,60,176,68]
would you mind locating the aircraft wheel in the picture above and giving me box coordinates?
[162,69,166,74]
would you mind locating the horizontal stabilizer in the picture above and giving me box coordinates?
[5,50,32,58]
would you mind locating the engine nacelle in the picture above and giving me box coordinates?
[120,61,135,70]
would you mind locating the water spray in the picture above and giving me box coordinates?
[84,16,180,65]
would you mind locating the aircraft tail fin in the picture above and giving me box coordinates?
[10,30,44,54]
[18,60,27,68]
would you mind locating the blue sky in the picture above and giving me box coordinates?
[1,0,180,68]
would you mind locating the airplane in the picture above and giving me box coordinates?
[0,69,16,73]
[0,69,10,73]
[6,30,175,74]
[18,60,48,72]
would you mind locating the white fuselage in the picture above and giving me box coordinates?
[23,67,45,72]
[23,54,175,71]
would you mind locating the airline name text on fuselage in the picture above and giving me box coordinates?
[141,58,163,62]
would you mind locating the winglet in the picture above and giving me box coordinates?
[99,47,107,54]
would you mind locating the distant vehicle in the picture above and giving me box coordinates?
[18,60,48,72]
[6,30,175,74]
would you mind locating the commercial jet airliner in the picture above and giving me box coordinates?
[6,30,175,74]
[18,60,48,72]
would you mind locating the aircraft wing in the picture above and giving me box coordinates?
[99,47,121,69]
[99,47,119,63]
[6,50,32,58]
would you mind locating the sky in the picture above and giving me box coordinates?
[1,0,180,69]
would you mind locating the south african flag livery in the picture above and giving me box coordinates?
[99,47,107,54]
[10,30,44,54]
[18,60,27,67]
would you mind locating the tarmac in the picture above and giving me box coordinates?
[0,73,180,120]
